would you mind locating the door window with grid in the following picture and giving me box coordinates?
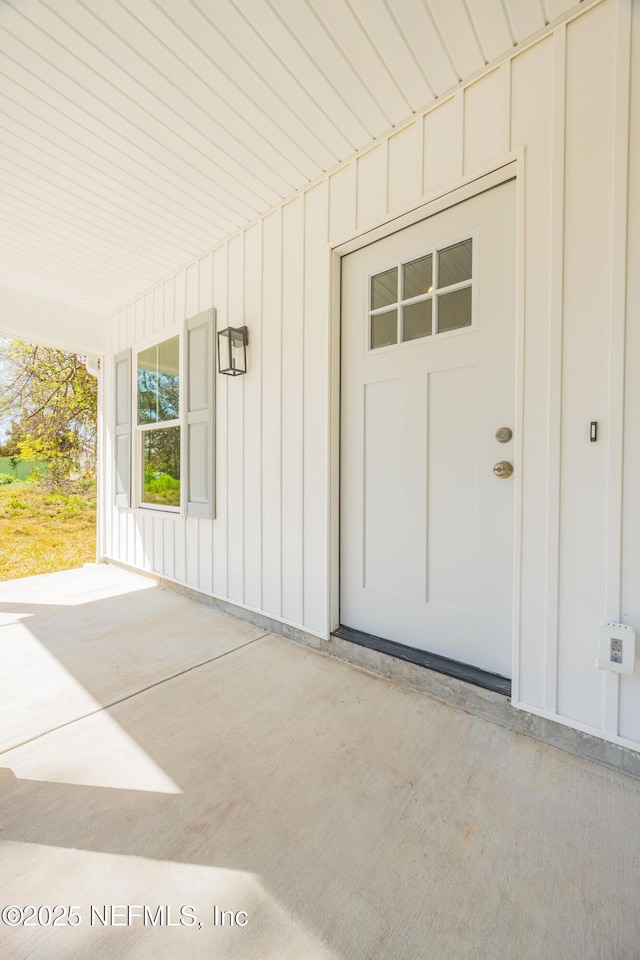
[369,238,473,350]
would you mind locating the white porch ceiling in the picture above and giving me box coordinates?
[0,0,577,316]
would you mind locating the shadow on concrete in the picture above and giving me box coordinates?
[1,567,640,959]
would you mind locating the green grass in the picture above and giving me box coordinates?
[0,478,96,581]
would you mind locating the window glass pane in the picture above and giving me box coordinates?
[437,286,472,333]
[437,239,472,288]
[137,336,180,424]
[402,299,432,342]
[142,427,181,506]
[371,309,397,349]
[137,345,158,425]
[371,268,398,310]
[403,255,433,300]
[157,337,180,420]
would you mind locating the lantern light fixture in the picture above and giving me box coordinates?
[217,325,249,376]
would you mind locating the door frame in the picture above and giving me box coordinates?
[328,153,526,702]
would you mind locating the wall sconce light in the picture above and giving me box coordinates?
[217,326,249,376]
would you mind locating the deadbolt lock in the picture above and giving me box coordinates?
[493,461,513,479]
[495,427,513,443]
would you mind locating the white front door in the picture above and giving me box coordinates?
[340,180,516,678]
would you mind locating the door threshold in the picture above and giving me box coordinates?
[333,625,511,697]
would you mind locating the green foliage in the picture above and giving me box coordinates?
[143,471,180,506]
[0,339,97,484]
[144,470,180,492]
[0,473,15,485]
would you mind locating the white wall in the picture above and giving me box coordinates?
[104,0,640,750]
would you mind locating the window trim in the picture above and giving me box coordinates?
[134,328,183,514]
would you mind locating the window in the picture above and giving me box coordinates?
[137,336,181,509]
[369,238,473,350]
[115,310,215,517]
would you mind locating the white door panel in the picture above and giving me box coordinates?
[340,180,516,677]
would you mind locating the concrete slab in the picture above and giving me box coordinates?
[1,567,640,959]
[0,565,265,752]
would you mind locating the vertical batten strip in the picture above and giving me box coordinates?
[281,198,305,624]
[128,511,136,568]
[384,137,390,217]
[384,141,392,219]
[212,245,228,597]
[144,513,153,572]
[419,112,426,198]
[510,147,527,705]
[279,208,285,619]
[163,278,174,333]
[224,245,231,597]
[322,178,332,638]
[243,221,263,611]
[153,286,163,336]
[258,220,265,613]
[499,59,512,155]
[603,0,632,735]
[119,311,126,356]
[135,299,144,343]
[543,24,567,714]
[454,90,465,181]
[240,238,246,603]
[240,254,246,605]
[144,291,154,339]
[208,252,216,592]
[261,211,283,616]
[303,181,330,634]
[226,236,245,603]
[329,246,341,632]
[353,148,360,230]
[300,204,307,628]
[238,240,247,603]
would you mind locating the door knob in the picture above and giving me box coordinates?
[493,461,513,479]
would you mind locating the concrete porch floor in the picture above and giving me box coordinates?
[1,565,639,960]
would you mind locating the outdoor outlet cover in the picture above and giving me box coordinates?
[597,621,636,674]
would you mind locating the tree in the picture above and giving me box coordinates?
[0,339,97,482]
[0,433,20,458]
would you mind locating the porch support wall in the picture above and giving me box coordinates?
[0,284,105,355]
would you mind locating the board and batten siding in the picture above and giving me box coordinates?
[103,0,640,750]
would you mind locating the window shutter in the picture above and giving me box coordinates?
[114,348,132,508]
[186,309,215,519]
